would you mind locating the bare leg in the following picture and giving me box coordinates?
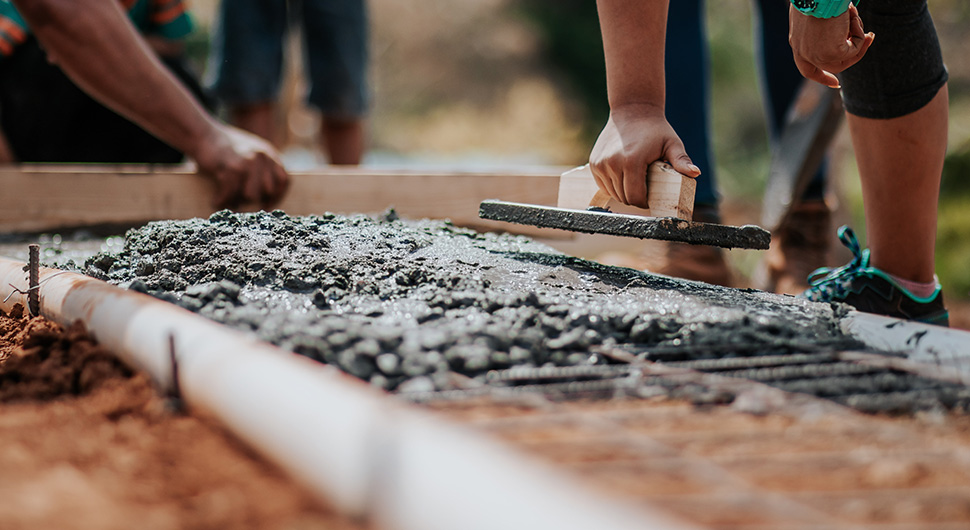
[846,85,948,284]
[229,102,279,148]
[321,117,364,165]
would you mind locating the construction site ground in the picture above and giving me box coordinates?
[4,305,970,529]
[432,396,970,529]
[0,308,361,530]
[2,209,970,529]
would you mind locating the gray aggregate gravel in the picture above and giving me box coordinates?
[70,210,859,393]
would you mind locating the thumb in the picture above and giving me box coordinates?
[665,143,701,178]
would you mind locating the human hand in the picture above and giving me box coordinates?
[192,123,290,210]
[589,104,700,209]
[788,3,874,88]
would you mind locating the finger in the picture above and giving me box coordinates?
[243,166,262,205]
[216,178,243,210]
[817,69,841,89]
[842,31,874,70]
[593,162,621,203]
[253,156,275,207]
[210,172,234,210]
[229,177,247,209]
[274,164,291,203]
[264,161,290,208]
[213,183,232,210]
[258,155,276,200]
[663,139,700,178]
[795,55,840,88]
[665,145,701,179]
[590,162,609,196]
[623,163,648,209]
[614,167,629,205]
[848,9,864,39]
[606,174,623,204]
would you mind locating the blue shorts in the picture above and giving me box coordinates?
[207,0,369,119]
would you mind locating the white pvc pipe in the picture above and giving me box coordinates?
[0,257,694,530]
[842,311,970,382]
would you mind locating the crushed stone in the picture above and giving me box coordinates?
[74,210,860,393]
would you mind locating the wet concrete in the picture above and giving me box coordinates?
[73,210,852,393]
[479,200,771,249]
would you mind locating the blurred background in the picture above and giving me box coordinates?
[187,0,970,306]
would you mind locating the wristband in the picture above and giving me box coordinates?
[791,0,855,19]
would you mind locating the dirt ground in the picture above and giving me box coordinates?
[431,396,970,528]
[2,287,969,528]
[0,304,361,530]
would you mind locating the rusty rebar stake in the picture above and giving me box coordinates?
[167,333,185,413]
[27,244,39,316]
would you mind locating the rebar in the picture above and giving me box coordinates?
[27,244,39,316]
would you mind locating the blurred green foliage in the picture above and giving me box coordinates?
[942,141,970,197]
[515,0,608,141]
[938,142,970,297]
[936,197,970,297]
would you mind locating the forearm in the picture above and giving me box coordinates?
[13,0,218,160]
[595,0,668,111]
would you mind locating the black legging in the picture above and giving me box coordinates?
[839,0,948,119]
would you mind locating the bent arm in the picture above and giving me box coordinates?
[13,0,218,161]
[12,0,290,208]
[596,0,668,112]
[590,0,698,208]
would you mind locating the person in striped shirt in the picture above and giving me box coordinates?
[0,0,206,164]
[0,0,289,208]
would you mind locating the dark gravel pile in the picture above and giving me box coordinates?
[79,210,856,393]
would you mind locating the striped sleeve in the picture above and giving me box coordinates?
[148,0,194,40]
[0,1,28,58]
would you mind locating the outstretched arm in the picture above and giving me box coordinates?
[590,0,699,209]
[12,0,289,208]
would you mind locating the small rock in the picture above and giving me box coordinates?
[376,354,401,375]
[397,376,435,394]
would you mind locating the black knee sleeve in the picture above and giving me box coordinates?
[839,0,947,119]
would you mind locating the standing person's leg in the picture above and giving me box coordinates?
[207,0,288,146]
[848,87,947,284]
[665,0,717,214]
[753,0,831,294]
[755,0,826,202]
[804,0,949,325]
[302,0,369,165]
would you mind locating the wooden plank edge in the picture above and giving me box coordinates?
[0,166,569,238]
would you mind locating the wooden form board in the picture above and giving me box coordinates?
[0,165,566,236]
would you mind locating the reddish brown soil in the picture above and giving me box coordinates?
[430,397,970,528]
[0,305,362,530]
